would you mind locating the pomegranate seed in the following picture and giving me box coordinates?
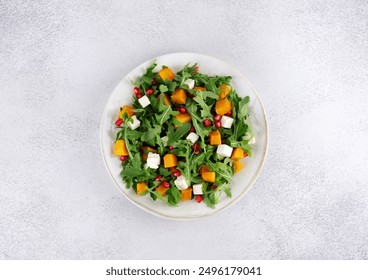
[136,93,143,99]
[151,79,157,85]
[162,181,170,188]
[168,146,174,150]
[212,185,218,190]
[115,118,123,126]
[192,143,200,155]
[146,88,154,95]
[214,115,222,121]
[225,111,232,116]
[244,153,248,158]
[178,107,187,113]
[194,66,199,73]
[189,125,195,132]
[195,195,203,203]
[173,170,181,177]
[155,175,162,181]
[203,119,211,127]
[215,121,221,128]
[119,155,128,162]
[133,87,140,96]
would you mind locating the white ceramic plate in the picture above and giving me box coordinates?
[100,52,268,220]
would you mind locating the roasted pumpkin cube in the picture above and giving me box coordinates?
[218,84,231,99]
[164,154,177,168]
[118,105,135,119]
[215,98,232,116]
[136,182,148,195]
[174,113,192,123]
[209,130,222,145]
[156,184,169,196]
[158,67,175,81]
[202,171,216,182]
[233,160,244,173]
[194,86,206,91]
[181,187,192,201]
[199,165,211,175]
[171,89,187,104]
[231,148,245,160]
[114,140,129,156]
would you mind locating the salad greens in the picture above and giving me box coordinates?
[113,62,253,208]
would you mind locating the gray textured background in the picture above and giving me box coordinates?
[1,0,368,259]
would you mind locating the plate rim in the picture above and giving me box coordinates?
[100,52,269,220]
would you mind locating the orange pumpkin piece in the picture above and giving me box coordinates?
[118,105,135,119]
[233,160,244,173]
[194,86,206,91]
[202,171,216,182]
[156,184,169,196]
[136,182,148,195]
[231,148,245,160]
[114,140,129,156]
[218,84,231,99]
[181,187,192,201]
[215,97,232,116]
[209,130,222,145]
[174,113,192,123]
[164,154,178,168]
[157,94,172,106]
[141,146,157,161]
[199,165,211,175]
[171,89,187,104]
[158,68,175,81]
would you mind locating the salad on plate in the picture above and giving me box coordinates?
[113,62,253,208]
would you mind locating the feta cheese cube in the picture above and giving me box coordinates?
[138,95,151,108]
[184,78,195,89]
[146,152,160,169]
[221,116,234,128]
[217,144,233,158]
[186,132,199,144]
[161,135,168,146]
[193,183,203,195]
[174,175,189,190]
[127,115,141,130]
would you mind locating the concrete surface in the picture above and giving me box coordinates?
[0,0,367,259]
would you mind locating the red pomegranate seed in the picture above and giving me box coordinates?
[244,153,248,158]
[195,195,203,203]
[215,121,221,128]
[136,93,143,99]
[146,88,154,95]
[115,118,123,126]
[194,66,199,73]
[173,170,181,177]
[119,155,128,162]
[178,107,187,113]
[162,181,170,188]
[225,110,232,116]
[151,79,157,85]
[214,114,222,121]
[212,185,218,190]
[192,143,200,155]
[168,146,174,150]
[133,87,140,96]
[155,175,162,181]
[189,125,195,132]
[203,119,211,127]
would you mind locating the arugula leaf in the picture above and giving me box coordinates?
[167,123,191,145]
[155,106,177,126]
[159,84,168,93]
[167,187,181,206]
[193,92,213,120]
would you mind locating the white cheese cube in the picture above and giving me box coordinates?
[161,136,168,146]
[193,183,203,195]
[186,132,199,144]
[138,95,151,108]
[184,78,195,89]
[217,144,233,158]
[127,115,141,130]
[249,137,255,144]
[146,152,160,169]
[174,175,189,190]
[221,116,234,128]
